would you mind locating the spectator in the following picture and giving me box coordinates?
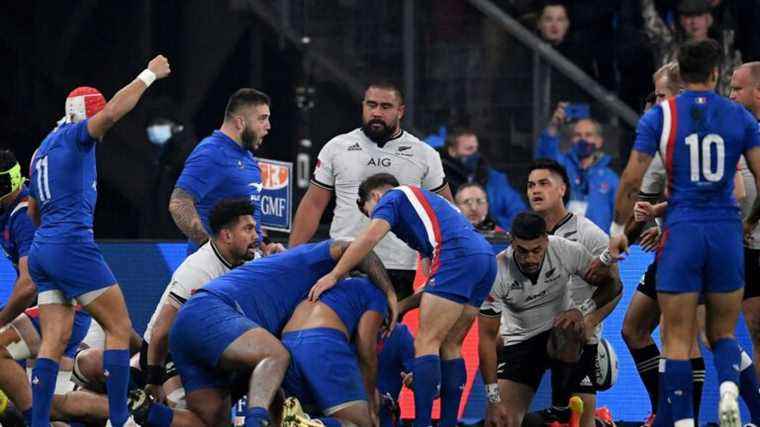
[642,0,741,94]
[534,104,620,232]
[455,183,508,235]
[440,128,526,231]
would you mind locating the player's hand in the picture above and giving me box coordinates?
[420,257,432,277]
[549,102,569,129]
[401,371,414,390]
[485,401,508,427]
[262,242,286,256]
[145,384,166,404]
[583,257,610,284]
[608,234,629,262]
[745,220,757,244]
[553,308,584,334]
[633,201,656,222]
[309,273,338,301]
[148,55,171,80]
[639,226,661,252]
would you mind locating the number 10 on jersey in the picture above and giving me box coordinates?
[685,133,725,182]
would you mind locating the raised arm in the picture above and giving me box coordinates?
[0,257,36,327]
[168,188,209,246]
[289,184,332,247]
[87,55,171,140]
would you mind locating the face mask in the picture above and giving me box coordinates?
[461,153,481,172]
[572,139,596,159]
[147,124,172,146]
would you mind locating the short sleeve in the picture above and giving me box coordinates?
[370,190,403,228]
[10,207,35,258]
[561,239,594,276]
[579,222,609,257]
[61,120,98,149]
[633,106,663,157]
[311,142,336,190]
[420,145,446,192]
[366,284,389,317]
[640,153,667,199]
[175,146,226,201]
[167,266,212,306]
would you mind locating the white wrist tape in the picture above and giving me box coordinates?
[609,222,625,237]
[486,383,501,403]
[137,69,157,87]
[579,298,597,316]
[598,248,613,266]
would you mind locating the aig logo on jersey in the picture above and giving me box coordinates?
[367,157,392,167]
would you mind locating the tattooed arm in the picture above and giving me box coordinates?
[169,188,209,246]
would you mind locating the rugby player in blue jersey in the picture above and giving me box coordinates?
[129,240,396,427]
[279,276,388,427]
[611,39,760,427]
[26,55,171,427]
[310,173,496,427]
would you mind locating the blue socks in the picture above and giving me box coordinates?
[653,360,671,427]
[662,359,694,425]
[244,407,270,427]
[439,358,466,427]
[412,355,441,427]
[713,338,741,386]
[31,357,59,427]
[104,349,130,427]
[146,402,174,427]
[739,350,760,423]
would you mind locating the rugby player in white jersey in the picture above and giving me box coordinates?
[289,80,452,300]
[72,198,258,405]
[478,212,621,427]
[526,159,623,427]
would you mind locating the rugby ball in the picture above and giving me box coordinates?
[594,338,618,391]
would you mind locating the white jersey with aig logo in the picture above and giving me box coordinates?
[480,235,593,346]
[311,128,447,270]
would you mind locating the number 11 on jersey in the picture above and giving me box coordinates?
[35,155,52,203]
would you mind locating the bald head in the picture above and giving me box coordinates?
[730,62,760,118]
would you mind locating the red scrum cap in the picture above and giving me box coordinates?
[65,87,106,123]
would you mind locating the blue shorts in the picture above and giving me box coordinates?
[28,241,117,300]
[657,221,744,294]
[424,253,497,307]
[26,307,92,358]
[169,292,259,393]
[282,328,367,415]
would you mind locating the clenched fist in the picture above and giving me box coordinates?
[148,55,171,80]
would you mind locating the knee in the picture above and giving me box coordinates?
[266,346,290,373]
[504,413,524,427]
[75,348,105,382]
[621,320,649,348]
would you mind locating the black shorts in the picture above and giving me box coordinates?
[497,331,553,390]
[745,247,760,300]
[569,344,598,395]
[138,339,178,384]
[636,261,658,300]
[387,269,416,301]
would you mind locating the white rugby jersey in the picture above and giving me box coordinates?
[480,235,593,345]
[143,241,234,343]
[550,212,608,343]
[738,156,760,249]
[312,128,446,270]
